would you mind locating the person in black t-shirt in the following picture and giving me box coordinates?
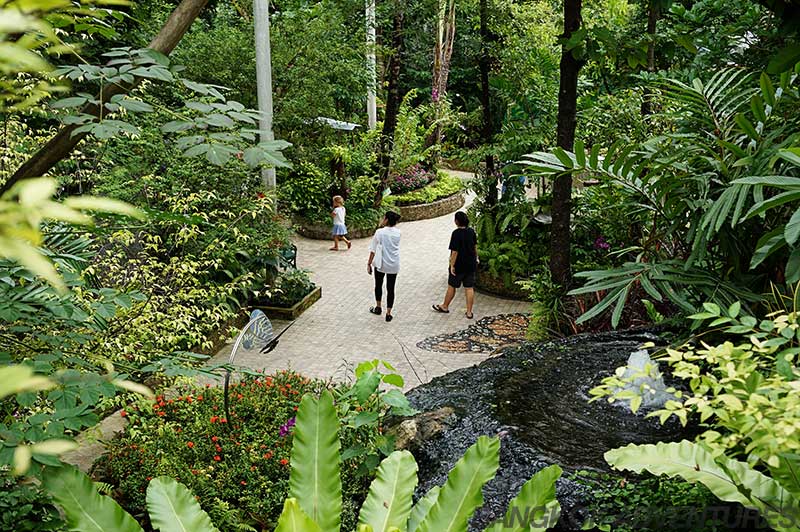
[432,211,478,319]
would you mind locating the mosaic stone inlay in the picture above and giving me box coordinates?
[416,313,530,354]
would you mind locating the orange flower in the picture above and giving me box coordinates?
[214,455,221,461]
[280,458,289,466]
[120,410,127,417]
[263,452,273,459]
[187,442,194,448]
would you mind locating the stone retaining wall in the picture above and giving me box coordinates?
[396,192,465,222]
[295,219,377,240]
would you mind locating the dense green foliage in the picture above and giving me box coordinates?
[385,172,463,206]
[4,0,800,530]
[524,65,800,327]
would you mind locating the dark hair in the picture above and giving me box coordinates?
[454,211,469,227]
[385,211,401,226]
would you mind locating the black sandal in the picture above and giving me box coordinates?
[385,314,393,322]
[432,304,449,314]
[465,312,474,319]
[369,306,382,315]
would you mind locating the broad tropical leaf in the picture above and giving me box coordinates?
[146,477,219,532]
[605,441,800,532]
[275,498,322,532]
[483,465,562,532]
[416,436,500,532]
[407,486,440,532]
[44,465,144,532]
[289,391,342,532]
[358,451,419,532]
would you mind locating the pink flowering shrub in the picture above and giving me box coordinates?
[389,164,436,194]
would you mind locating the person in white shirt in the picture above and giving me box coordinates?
[330,195,351,251]
[367,211,401,322]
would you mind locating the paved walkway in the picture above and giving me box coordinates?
[210,178,531,389]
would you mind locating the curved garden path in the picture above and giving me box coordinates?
[210,172,531,389]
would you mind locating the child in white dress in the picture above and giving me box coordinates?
[330,195,351,251]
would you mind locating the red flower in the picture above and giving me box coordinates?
[240,481,247,486]
[186,397,193,403]
[280,458,289,466]
[146,476,152,481]
[187,442,194,448]
[210,415,218,423]
[120,410,127,417]
[211,436,219,442]
[214,455,221,462]
[263,452,273,459]
[215,445,222,452]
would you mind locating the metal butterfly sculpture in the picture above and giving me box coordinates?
[223,309,294,422]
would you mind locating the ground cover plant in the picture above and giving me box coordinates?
[385,171,464,206]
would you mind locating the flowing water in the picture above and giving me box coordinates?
[406,328,693,530]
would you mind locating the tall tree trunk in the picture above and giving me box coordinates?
[640,0,660,116]
[479,0,496,206]
[375,5,404,205]
[254,0,276,189]
[1,0,209,195]
[549,0,583,287]
[425,0,456,152]
[366,0,377,129]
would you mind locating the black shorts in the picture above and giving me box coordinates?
[448,270,476,288]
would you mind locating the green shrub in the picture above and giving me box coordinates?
[592,305,800,532]
[95,371,376,530]
[258,268,315,308]
[347,175,380,210]
[0,470,64,532]
[385,172,464,206]
[278,161,332,217]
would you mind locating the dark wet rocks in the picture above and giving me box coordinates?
[403,328,690,531]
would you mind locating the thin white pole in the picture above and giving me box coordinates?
[254,0,276,188]
[366,0,377,129]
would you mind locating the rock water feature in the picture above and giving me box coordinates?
[405,328,692,531]
[612,349,676,410]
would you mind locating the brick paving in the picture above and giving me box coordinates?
[209,174,531,390]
